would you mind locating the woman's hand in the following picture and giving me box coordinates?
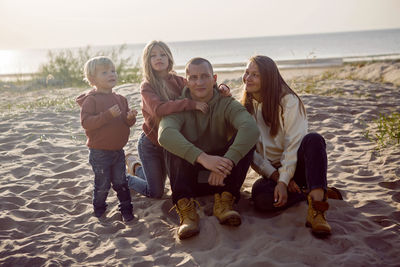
[217,83,232,97]
[269,170,279,182]
[288,179,301,193]
[195,101,208,113]
[274,181,288,207]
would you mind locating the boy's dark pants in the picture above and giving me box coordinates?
[89,148,133,213]
[164,145,254,204]
[252,133,328,211]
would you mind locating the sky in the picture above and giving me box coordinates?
[1,0,400,50]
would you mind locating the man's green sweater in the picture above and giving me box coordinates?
[158,87,259,165]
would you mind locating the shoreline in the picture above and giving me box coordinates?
[176,53,400,74]
[1,53,400,82]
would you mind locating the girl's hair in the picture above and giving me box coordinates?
[83,56,114,86]
[241,55,305,137]
[142,40,178,101]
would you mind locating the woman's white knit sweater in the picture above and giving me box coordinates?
[252,94,308,186]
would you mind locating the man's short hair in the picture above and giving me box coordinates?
[185,57,214,75]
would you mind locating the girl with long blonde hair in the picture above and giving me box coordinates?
[126,40,229,198]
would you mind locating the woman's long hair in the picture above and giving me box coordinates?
[241,55,305,137]
[142,40,178,101]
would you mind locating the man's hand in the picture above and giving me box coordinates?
[273,181,288,208]
[109,104,121,117]
[208,171,226,186]
[196,152,233,176]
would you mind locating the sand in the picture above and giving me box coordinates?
[0,62,399,266]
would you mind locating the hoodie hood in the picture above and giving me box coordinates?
[76,89,98,107]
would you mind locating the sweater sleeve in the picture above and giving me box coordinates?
[158,114,203,165]
[252,149,277,178]
[223,99,260,165]
[278,95,308,186]
[81,97,114,130]
[121,96,136,127]
[141,82,197,118]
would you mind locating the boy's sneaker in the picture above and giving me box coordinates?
[121,210,134,222]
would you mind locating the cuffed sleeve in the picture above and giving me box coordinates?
[252,150,277,178]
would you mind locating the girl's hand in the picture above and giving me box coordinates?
[288,179,301,193]
[274,181,288,207]
[195,101,208,113]
[218,83,232,97]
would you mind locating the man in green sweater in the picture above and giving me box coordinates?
[158,57,259,240]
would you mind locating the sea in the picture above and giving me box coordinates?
[1,28,400,76]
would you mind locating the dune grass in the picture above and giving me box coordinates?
[364,112,400,148]
[0,45,141,91]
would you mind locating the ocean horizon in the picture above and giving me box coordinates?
[1,28,400,76]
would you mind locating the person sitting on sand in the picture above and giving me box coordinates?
[76,56,137,222]
[125,40,230,199]
[241,55,341,235]
[157,57,259,239]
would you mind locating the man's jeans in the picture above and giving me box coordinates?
[164,145,254,204]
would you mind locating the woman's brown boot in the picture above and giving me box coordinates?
[306,194,331,235]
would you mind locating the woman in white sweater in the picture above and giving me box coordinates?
[241,55,333,235]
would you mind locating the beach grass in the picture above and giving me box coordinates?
[0,44,141,91]
[364,112,400,149]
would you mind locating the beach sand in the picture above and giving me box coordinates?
[0,62,399,266]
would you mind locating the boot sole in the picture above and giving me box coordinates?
[220,215,241,226]
[305,221,331,235]
[178,229,200,240]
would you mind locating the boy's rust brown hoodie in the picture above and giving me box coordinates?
[76,89,136,150]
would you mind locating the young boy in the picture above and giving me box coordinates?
[76,56,137,222]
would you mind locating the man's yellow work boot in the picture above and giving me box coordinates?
[175,198,200,239]
[213,192,241,226]
[306,194,331,235]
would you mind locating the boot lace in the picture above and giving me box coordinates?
[312,201,329,219]
[169,199,200,223]
[217,194,235,212]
